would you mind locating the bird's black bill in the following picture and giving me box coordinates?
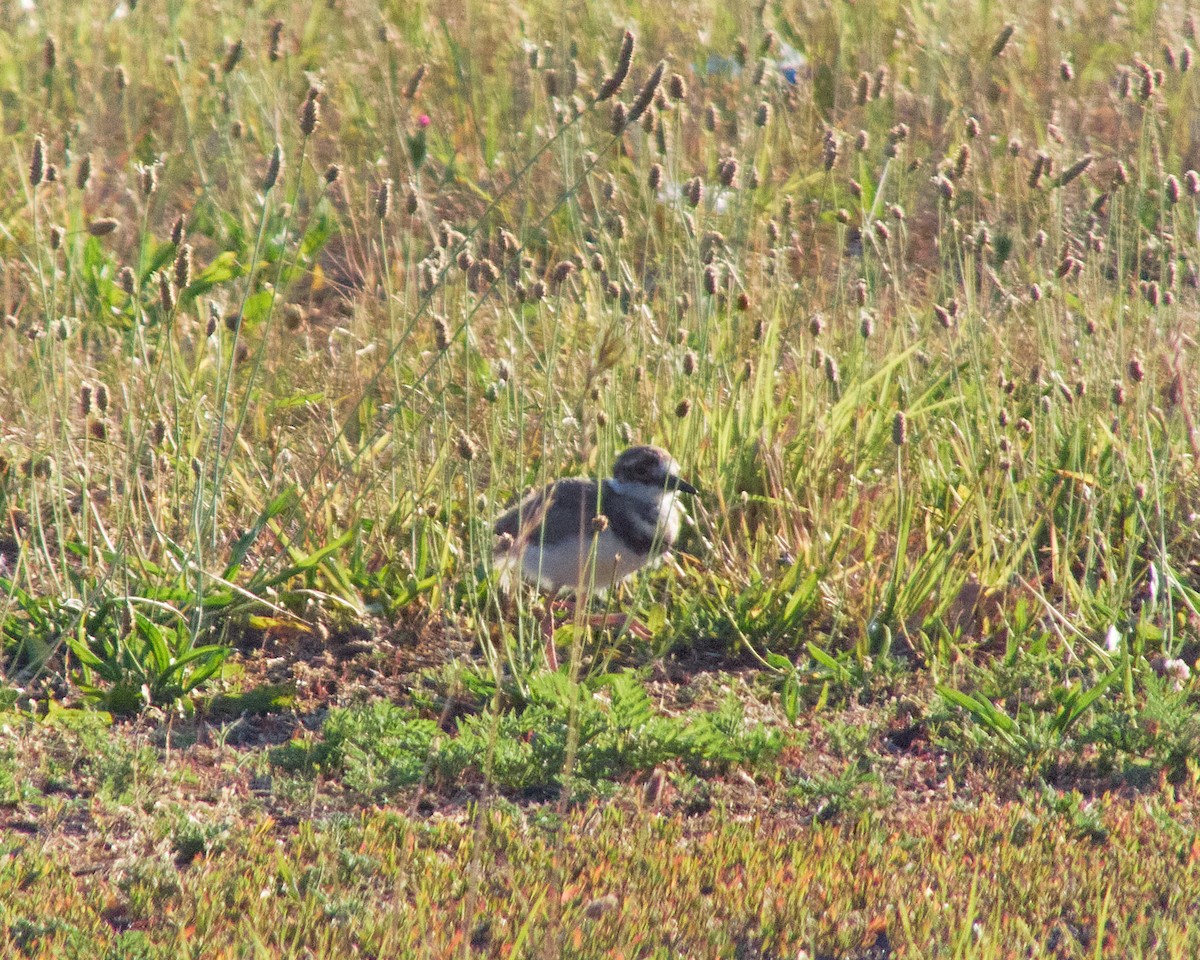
[670,476,699,495]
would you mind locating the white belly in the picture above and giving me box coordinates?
[519,528,652,594]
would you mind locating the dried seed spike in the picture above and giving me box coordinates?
[855,72,870,105]
[75,153,92,190]
[1060,59,1074,81]
[1028,152,1048,189]
[95,382,109,413]
[609,101,629,135]
[648,162,663,190]
[892,411,908,446]
[170,215,184,246]
[299,87,320,136]
[627,60,664,124]
[717,157,739,187]
[667,72,687,100]
[872,66,888,99]
[29,135,46,187]
[954,144,971,180]
[755,101,772,128]
[376,179,392,220]
[990,24,1015,58]
[158,271,176,312]
[88,217,120,237]
[1165,174,1181,204]
[262,143,283,191]
[433,316,451,351]
[43,35,57,75]
[222,38,244,74]
[595,30,635,102]
[324,164,341,186]
[455,431,477,462]
[174,243,192,290]
[267,20,284,61]
[405,63,428,100]
[1056,154,1093,187]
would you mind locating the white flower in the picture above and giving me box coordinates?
[1104,625,1121,653]
[1163,658,1191,689]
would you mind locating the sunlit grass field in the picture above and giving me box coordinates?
[1,0,1200,955]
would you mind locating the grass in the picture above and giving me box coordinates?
[2,0,1200,954]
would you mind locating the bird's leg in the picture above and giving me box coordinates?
[587,613,653,640]
[538,598,577,670]
[539,601,653,670]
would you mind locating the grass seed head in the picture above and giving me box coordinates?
[953,144,971,180]
[892,411,908,445]
[29,135,46,187]
[324,164,341,186]
[75,153,92,190]
[1057,154,1093,187]
[173,244,192,290]
[118,266,136,294]
[49,226,63,250]
[667,73,687,100]
[405,63,428,99]
[551,260,575,285]
[170,215,184,246]
[756,101,772,127]
[873,66,888,98]
[595,30,635,102]
[88,218,120,237]
[1165,174,1181,204]
[222,38,244,74]
[158,271,176,312]
[433,317,451,351]
[685,176,703,207]
[675,398,691,418]
[991,24,1015,58]
[627,60,664,124]
[609,101,628,134]
[717,157,739,187]
[648,163,663,190]
[376,179,392,220]
[262,144,283,192]
[267,20,284,61]
[80,382,93,417]
[855,72,870,105]
[299,87,320,136]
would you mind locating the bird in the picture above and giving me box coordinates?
[493,445,698,666]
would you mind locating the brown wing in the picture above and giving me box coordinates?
[493,478,599,549]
